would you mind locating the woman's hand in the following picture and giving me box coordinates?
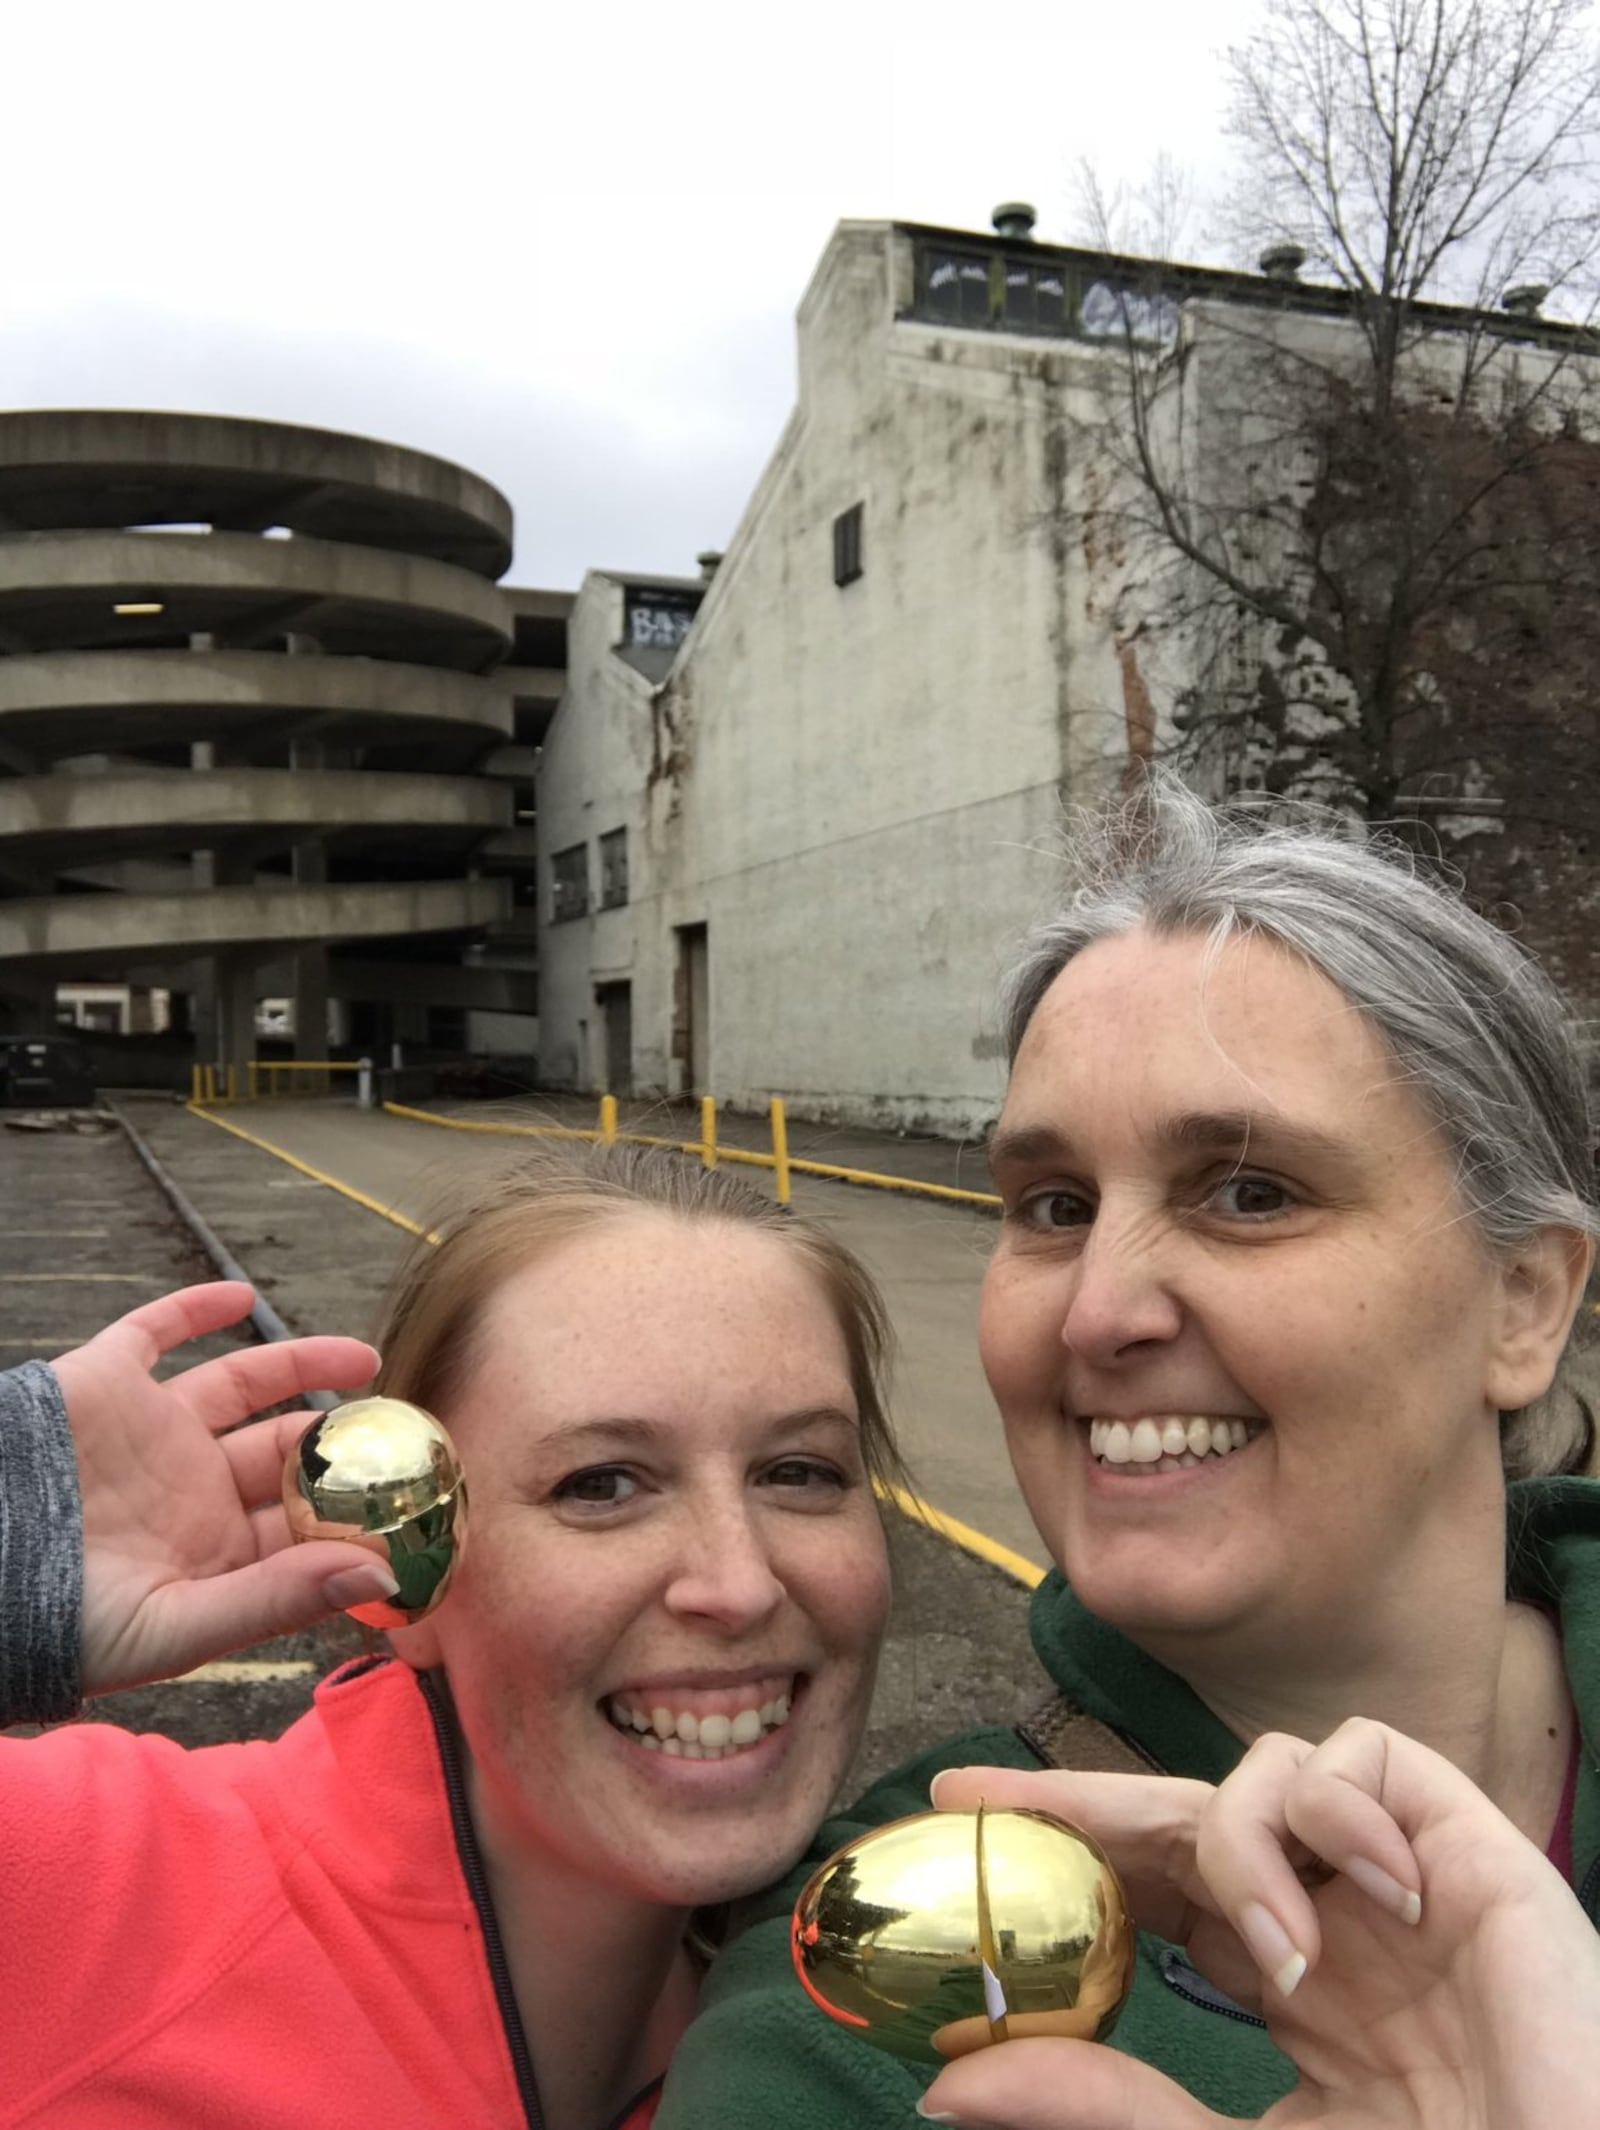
[921,1719,1600,2130]
[50,1280,392,1696]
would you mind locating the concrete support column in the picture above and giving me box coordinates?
[290,738,330,1059]
[0,967,59,1036]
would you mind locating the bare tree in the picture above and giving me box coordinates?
[1070,0,1600,892]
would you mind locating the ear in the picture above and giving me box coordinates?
[1485,1226,1596,1412]
[386,1617,445,1671]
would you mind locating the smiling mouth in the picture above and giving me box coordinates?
[1088,1415,1265,1475]
[604,1675,796,1761]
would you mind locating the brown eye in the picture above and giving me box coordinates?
[554,1466,638,1506]
[1019,1189,1091,1231]
[763,1458,845,1492]
[1214,1175,1293,1218]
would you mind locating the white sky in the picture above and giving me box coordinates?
[0,0,1259,586]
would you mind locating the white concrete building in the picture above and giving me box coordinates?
[537,213,1150,1135]
[535,208,1596,1133]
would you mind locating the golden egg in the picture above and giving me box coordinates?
[283,1397,467,1628]
[791,1804,1134,2066]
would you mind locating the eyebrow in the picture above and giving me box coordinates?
[536,1405,861,1453]
[987,1109,1353,1180]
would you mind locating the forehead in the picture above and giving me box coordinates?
[1003,925,1409,1142]
[460,1211,853,1430]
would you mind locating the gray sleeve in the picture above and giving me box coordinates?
[0,1360,83,1726]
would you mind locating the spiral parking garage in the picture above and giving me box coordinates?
[0,410,562,1068]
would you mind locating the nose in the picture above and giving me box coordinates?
[1058,1210,1184,1366]
[662,1498,786,1634]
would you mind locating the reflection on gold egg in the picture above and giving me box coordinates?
[791,1804,1134,2066]
[283,1397,467,1628]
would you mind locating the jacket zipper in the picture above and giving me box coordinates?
[420,1669,547,2130]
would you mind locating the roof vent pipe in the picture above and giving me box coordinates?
[1501,283,1550,317]
[696,549,724,583]
[1259,242,1307,282]
[992,202,1037,241]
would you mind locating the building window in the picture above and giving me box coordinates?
[910,239,1178,347]
[550,842,589,923]
[598,826,629,909]
[622,585,701,650]
[833,503,863,587]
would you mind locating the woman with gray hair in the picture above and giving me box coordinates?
[657,775,1600,2127]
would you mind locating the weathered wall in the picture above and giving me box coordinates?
[538,223,1130,1134]
[535,575,668,1092]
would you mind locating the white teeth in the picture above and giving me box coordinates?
[1129,1418,1164,1464]
[611,1685,794,1756]
[1088,1416,1259,1469]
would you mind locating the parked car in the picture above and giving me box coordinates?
[0,1035,97,1109]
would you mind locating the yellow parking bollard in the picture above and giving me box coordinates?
[770,1096,791,1207]
[700,1095,718,1169]
[599,1094,618,1145]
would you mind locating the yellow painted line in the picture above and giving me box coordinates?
[177,1659,319,1686]
[381,1100,596,1143]
[190,1102,1037,1594]
[879,1482,1045,1589]
[185,1103,434,1240]
[786,1156,998,1208]
[0,1272,164,1284]
[381,1100,1001,1209]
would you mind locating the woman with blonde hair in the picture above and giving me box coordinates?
[0,1142,902,2129]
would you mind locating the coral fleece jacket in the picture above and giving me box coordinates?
[0,1656,659,2129]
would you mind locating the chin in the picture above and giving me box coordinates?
[1067,1548,1246,1646]
[635,1831,810,1910]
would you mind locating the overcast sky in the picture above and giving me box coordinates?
[0,0,1259,587]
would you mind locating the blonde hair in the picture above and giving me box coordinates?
[371,1139,909,1495]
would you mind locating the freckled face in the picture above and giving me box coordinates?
[980,926,1515,1659]
[393,1213,890,1909]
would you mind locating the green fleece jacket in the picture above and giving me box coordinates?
[658,1478,1600,2126]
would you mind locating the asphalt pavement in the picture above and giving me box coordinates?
[2,1096,1044,1786]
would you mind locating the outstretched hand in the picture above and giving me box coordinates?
[50,1280,392,1696]
[921,1719,1600,2130]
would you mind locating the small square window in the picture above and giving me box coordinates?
[599,826,629,910]
[833,502,864,588]
[550,842,589,923]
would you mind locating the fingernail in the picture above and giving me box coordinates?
[1238,1901,1308,1998]
[322,1565,400,1609]
[914,2106,962,2125]
[1344,1855,1423,1925]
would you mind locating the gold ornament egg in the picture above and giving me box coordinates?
[283,1396,468,1628]
[792,1803,1134,2066]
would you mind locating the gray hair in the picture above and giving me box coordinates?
[1004,776,1598,1478]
